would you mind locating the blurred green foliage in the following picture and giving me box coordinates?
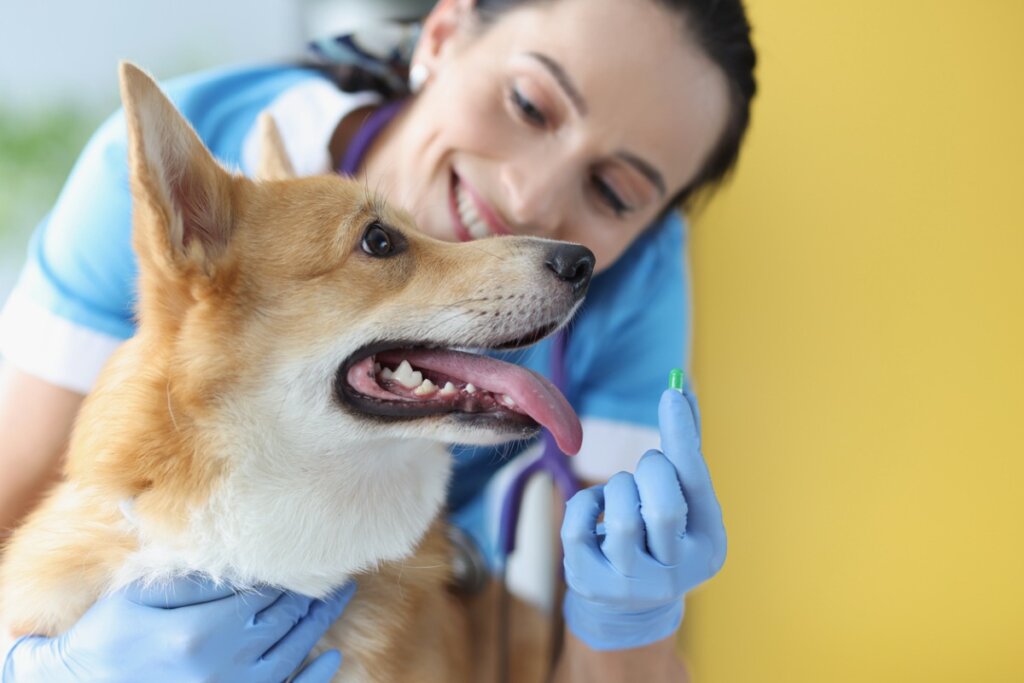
[0,107,101,249]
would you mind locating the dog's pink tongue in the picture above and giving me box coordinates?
[396,349,582,455]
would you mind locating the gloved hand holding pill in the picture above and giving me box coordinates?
[561,373,727,651]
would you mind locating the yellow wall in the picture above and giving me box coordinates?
[681,1,1024,681]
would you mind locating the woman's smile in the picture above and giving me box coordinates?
[448,171,514,242]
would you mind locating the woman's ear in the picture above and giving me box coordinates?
[412,0,477,74]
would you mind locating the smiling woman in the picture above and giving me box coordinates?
[0,0,756,681]
[362,0,739,270]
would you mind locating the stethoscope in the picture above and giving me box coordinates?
[496,329,579,683]
[444,329,578,682]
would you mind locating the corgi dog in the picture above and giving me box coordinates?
[0,63,593,682]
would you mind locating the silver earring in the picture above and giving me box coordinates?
[409,63,431,94]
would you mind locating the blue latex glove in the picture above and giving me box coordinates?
[561,387,727,651]
[2,575,355,682]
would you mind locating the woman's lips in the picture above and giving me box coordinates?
[458,175,513,236]
[448,171,513,241]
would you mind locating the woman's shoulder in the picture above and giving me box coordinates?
[79,63,379,175]
[78,64,335,167]
[158,64,370,171]
[0,63,376,393]
[565,212,689,420]
[161,64,332,115]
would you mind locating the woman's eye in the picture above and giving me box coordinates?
[361,222,394,257]
[510,87,546,127]
[592,175,630,216]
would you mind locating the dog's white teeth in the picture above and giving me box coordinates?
[414,379,438,396]
[439,381,457,396]
[465,383,477,394]
[374,362,382,373]
[381,367,394,380]
[393,360,423,388]
[501,394,516,408]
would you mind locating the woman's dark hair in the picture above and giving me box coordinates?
[474,0,757,208]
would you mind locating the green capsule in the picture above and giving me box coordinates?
[668,368,685,392]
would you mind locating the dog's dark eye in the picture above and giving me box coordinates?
[361,222,402,258]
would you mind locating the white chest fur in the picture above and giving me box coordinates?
[111,351,460,595]
[115,397,453,597]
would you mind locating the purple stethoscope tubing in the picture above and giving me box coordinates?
[495,328,578,683]
[497,328,581,558]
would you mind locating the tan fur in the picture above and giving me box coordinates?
[256,112,297,181]
[0,63,563,682]
[463,580,555,683]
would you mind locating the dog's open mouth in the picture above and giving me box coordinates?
[337,341,583,455]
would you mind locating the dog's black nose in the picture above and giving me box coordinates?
[545,243,595,298]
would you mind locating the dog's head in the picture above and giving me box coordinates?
[118,63,592,462]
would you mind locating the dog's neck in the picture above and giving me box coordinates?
[93,343,453,597]
[120,433,452,597]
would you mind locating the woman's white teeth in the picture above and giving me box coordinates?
[413,379,438,396]
[456,182,493,239]
[440,381,457,396]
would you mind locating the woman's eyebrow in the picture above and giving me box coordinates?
[525,51,588,116]
[525,52,665,197]
[616,151,667,197]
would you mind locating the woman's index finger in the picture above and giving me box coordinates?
[658,388,702,475]
[657,389,724,547]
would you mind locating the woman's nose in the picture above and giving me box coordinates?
[499,160,567,235]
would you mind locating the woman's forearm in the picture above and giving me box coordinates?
[0,366,83,539]
[552,627,689,683]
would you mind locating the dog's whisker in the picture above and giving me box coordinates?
[396,563,406,599]
[420,309,490,338]
[165,381,180,432]
[372,174,388,210]
[360,174,387,220]
[416,296,494,310]
[417,306,483,328]
[466,243,512,264]
[425,308,491,329]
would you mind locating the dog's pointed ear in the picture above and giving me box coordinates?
[119,61,234,278]
[256,112,296,181]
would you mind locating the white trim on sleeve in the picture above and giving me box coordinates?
[572,417,661,482]
[0,289,124,394]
